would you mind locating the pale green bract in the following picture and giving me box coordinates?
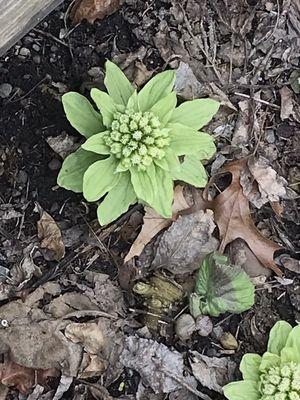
[57,61,219,225]
[223,321,300,400]
[189,252,255,318]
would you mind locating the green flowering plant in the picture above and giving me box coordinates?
[223,321,300,400]
[57,61,219,225]
[189,252,255,318]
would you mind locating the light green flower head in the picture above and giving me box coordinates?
[223,321,300,400]
[57,61,219,225]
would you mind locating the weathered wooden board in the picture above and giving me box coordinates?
[0,0,64,57]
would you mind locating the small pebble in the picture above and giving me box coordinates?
[19,47,31,57]
[88,67,102,78]
[195,315,213,337]
[0,83,12,98]
[220,332,238,350]
[33,55,41,64]
[48,158,62,171]
[175,313,196,341]
[32,44,40,52]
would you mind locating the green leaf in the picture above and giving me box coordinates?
[267,320,292,356]
[83,156,119,202]
[104,60,134,105]
[127,90,139,111]
[138,70,176,111]
[150,92,177,126]
[57,148,102,192]
[97,172,137,225]
[90,88,118,127]
[130,164,173,218]
[194,252,255,317]
[223,381,260,400]
[280,346,300,364]
[240,354,262,382]
[172,155,208,187]
[170,98,220,130]
[81,131,110,154]
[259,352,280,372]
[285,323,300,349]
[62,92,104,138]
[154,150,180,173]
[282,324,300,363]
[168,123,216,158]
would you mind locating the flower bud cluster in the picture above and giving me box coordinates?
[260,362,300,400]
[103,109,170,171]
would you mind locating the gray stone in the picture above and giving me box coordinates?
[0,83,12,98]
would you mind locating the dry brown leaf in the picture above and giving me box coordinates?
[124,186,190,263]
[0,361,58,394]
[280,86,295,120]
[205,159,282,275]
[240,156,287,209]
[71,0,121,24]
[37,211,65,261]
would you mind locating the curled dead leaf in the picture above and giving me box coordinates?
[37,211,65,261]
[71,0,121,24]
[0,361,58,394]
[205,159,282,275]
[124,186,190,263]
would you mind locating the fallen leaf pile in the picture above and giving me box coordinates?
[204,158,282,275]
[71,0,121,24]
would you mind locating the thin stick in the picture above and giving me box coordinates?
[234,92,280,109]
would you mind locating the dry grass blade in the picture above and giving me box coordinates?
[205,159,282,275]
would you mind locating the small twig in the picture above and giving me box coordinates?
[9,76,50,103]
[33,28,69,48]
[162,368,213,400]
[234,92,280,109]
[229,34,235,84]
[61,310,118,320]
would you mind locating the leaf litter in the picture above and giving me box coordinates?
[1,0,300,398]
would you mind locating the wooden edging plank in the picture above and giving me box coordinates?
[0,0,64,57]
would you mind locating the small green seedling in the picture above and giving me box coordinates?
[57,61,219,225]
[223,320,300,400]
[189,252,255,318]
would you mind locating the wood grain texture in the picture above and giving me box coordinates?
[0,0,64,56]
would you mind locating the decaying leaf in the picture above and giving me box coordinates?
[0,320,82,376]
[205,159,282,275]
[125,186,190,263]
[152,210,219,275]
[46,132,78,159]
[120,336,197,394]
[280,86,295,120]
[240,156,287,209]
[37,210,65,261]
[190,352,235,393]
[0,361,58,394]
[71,0,121,24]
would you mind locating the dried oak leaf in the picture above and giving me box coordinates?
[0,361,58,394]
[205,159,282,275]
[125,186,190,263]
[37,211,65,261]
[71,0,121,24]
